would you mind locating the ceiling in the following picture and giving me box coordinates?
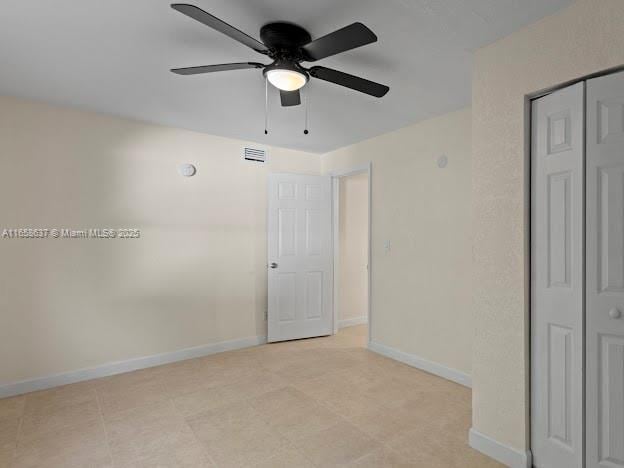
[0,0,573,153]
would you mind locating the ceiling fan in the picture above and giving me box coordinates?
[169,3,390,108]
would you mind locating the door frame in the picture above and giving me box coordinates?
[328,162,372,343]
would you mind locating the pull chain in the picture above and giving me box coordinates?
[264,77,269,135]
[304,87,309,135]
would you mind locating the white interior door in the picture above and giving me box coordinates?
[531,82,585,468]
[586,71,624,468]
[267,173,332,342]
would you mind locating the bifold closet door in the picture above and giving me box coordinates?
[531,82,585,468]
[586,71,624,468]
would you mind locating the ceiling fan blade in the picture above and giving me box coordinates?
[171,62,264,75]
[171,4,268,54]
[280,90,301,107]
[302,23,377,62]
[309,66,389,97]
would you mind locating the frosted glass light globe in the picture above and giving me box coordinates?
[266,69,308,91]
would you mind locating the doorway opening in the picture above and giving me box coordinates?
[330,164,372,343]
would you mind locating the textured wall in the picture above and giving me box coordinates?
[0,95,320,386]
[338,173,369,323]
[472,0,624,451]
[323,108,473,376]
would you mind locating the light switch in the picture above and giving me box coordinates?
[384,240,391,253]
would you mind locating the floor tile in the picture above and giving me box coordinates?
[103,400,211,467]
[13,420,112,468]
[20,384,101,441]
[95,369,170,416]
[250,386,343,442]
[272,349,360,384]
[172,382,238,419]
[156,359,214,396]
[187,401,290,468]
[385,421,501,467]
[0,395,24,463]
[248,445,315,468]
[0,396,25,421]
[0,415,20,467]
[164,360,266,397]
[173,372,286,418]
[345,446,414,467]
[395,391,472,433]
[345,405,417,443]
[291,421,380,467]
[294,373,380,419]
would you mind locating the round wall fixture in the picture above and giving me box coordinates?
[437,155,448,169]
[177,163,197,177]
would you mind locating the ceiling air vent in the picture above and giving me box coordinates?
[243,146,267,163]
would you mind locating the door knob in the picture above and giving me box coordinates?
[269,262,278,269]
[609,308,622,319]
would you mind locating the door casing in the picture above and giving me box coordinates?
[328,163,372,343]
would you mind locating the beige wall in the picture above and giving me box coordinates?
[0,95,320,386]
[323,108,473,376]
[472,0,624,452]
[338,173,369,324]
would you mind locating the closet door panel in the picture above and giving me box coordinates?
[532,82,585,468]
[587,70,624,468]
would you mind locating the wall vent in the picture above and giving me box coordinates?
[243,147,267,163]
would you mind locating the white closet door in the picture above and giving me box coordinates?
[531,82,585,468]
[587,71,624,468]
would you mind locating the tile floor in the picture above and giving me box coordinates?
[0,325,502,467]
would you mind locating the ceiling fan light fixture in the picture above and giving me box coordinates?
[170,5,390,105]
[265,68,308,92]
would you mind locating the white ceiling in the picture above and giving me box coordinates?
[0,0,573,153]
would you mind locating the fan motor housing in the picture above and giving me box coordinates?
[260,22,312,51]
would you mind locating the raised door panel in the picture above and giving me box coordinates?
[598,166,624,293]
[277,273,296,322]
[597,98,624,145]
[278,209,297,258]
[305,272,323,319]
[587,71,624,468]
[548,172,572,288]
[305,184,322,201]
[549,109,573,154]
[599,335,624,467]
[305,209,322,256]
[548,325,573,447]
[278,182,297,200]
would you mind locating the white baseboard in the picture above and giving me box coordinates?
[367,341,472,388]
[0,335,266,398]
[338,316,368,329]
[469,428,532,468]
